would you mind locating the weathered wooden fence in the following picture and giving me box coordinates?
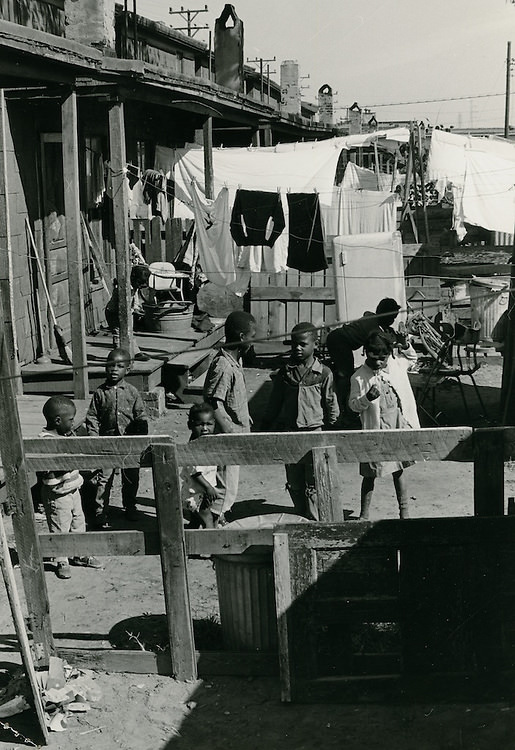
[6,424,509,689]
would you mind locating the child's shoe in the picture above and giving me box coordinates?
[125,506,139,522]
[56,561,72,579]
[71,556,103,569]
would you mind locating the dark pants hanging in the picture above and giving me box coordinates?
[286,193,327,272]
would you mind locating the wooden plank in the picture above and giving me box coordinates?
[24,435,162,471]
[60,647,278,676]
[37,528,275,557]
[22,427,474,473]
[0,511,48,744]
[0,297,54,667]
[274,532,293,702]
[169,218,183,263]
[151,441,197,681]
[252,286,334,302]
[298,270,312,330]
[250,271,271,339]
[311,445,341,522]
[148,216,163,264]
[0,89,21,393]
[62,91,88,398]
[276,517,515,548]
[474,428,505,516]
[38,530,154,557]
[108,100,133,355]
[176,427,473,466]
[268,272,286,342]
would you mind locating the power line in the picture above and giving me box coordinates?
[364,92,511,109]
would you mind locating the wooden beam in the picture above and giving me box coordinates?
[474,428,505,516]
[251,286,334,302]
[176,427,474,466]
[151,441,197,681]
[0,89,21,394]
[0,296,54,667]
[22,428,475,474]
[203,116,214,199]
[24,434,160,472]
[62,90,88,398]
[311,446,341,522]
[108,99,133,356]
[59,647,278,676]
[37,527,275,558]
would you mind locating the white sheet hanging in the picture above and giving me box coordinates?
[190,183,249,294]
[427,129,515,234]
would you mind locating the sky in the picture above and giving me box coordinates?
[136,0,515,129]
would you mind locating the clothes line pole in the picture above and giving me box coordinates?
[203,117,214,199]
[505,41,512,139]
[416,123,431,244]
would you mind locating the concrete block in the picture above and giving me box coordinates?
[142,386,166,420]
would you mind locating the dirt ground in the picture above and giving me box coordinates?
[1,350,515,749]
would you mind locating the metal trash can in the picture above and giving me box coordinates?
[470,276,509,341]
[214,513,308,652]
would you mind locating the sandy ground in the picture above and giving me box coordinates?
[1,351,515,749]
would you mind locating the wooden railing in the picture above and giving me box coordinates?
[4,426,512,681]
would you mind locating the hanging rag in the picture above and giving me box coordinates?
[286,193,327,272]
[230,189,286,247]
[191,183,249,294]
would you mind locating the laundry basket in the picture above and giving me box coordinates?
[214,513,308,652]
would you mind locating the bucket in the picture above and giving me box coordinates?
[214,513,308,652]
[469,276,509,341]
[143,302,193,334]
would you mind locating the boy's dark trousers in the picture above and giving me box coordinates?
[86,468,139,525]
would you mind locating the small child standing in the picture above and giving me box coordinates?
[39,396,102,579]
[203,311,256,521]
[349,331,419,520]
[86,348,148,528]
[263,322,339,520]
[181,403,224,528]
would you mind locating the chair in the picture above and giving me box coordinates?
[409,313,488,424]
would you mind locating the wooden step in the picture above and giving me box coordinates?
[163,350,214,402]
[181,370,207,404]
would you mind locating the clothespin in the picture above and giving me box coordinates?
[223,181,228,188]
[277,186,281,194]
[313,187,318,194]
[287,187,291,194]
[238,183,242,190]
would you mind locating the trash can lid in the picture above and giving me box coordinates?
[224,513,310,530]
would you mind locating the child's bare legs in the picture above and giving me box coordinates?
[199,507,216,529]
[393,469,410,519]
[360,476,375,520]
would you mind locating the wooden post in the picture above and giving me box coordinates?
[311,445,341,522]
[0,512,49,743]
[0,296,54,667]
[0,90,21,394]
[151,441,197,681]
[474,428,505,516]
[203,117,214,200]
[108,99,133,356]
[148,216,163,263]
[261,123,273,147]
[62,91,88,398]
[251,129,261,147]
[416,124,430,244]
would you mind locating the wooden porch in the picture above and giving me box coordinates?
[20,321,224,395]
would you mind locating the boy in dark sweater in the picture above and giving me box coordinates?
[263,322,339,520]
[86,348,148,527]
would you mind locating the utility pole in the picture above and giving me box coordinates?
[247,56,276,102]
[169,5,209,37]
[505,41,513,139]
